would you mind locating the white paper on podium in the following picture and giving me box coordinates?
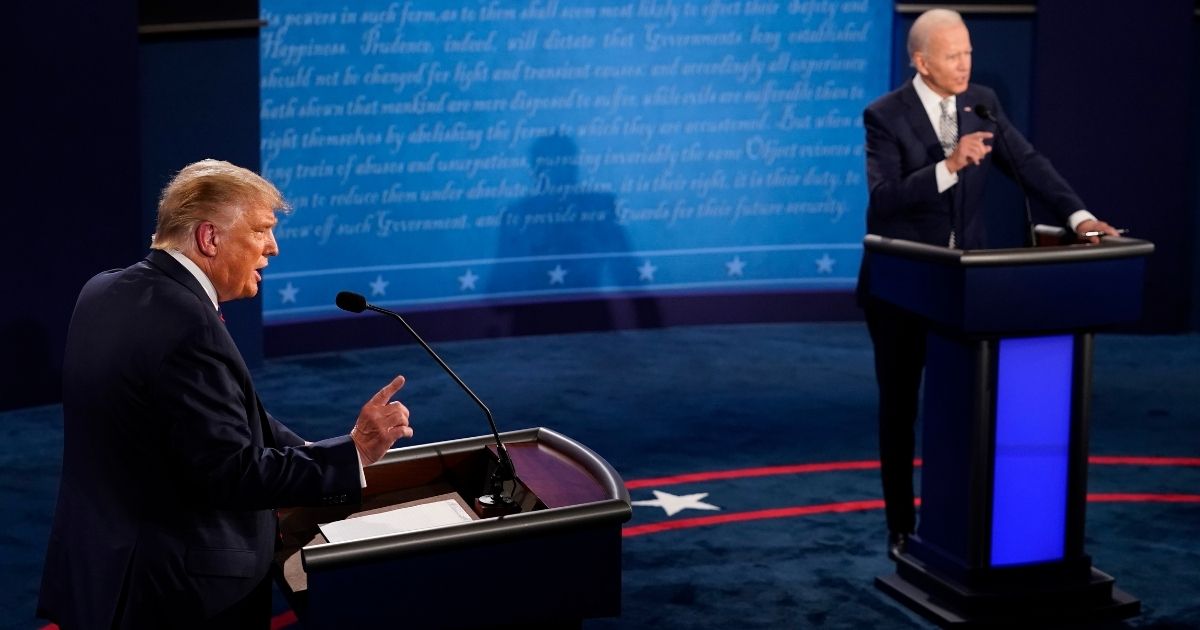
[318,498,474,544]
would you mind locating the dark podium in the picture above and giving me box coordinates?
[863,234,1154,627]
[273,427,632,628]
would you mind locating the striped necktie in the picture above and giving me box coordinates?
[940,98,959,248]
[939,98,958,157]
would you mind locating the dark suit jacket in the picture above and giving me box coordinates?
[39,249,362,629]
[861,79,1084,252]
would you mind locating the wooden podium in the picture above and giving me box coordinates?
[863,234,1153,627]
[274,427,631,628]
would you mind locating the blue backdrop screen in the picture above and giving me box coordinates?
[259,0,892,323]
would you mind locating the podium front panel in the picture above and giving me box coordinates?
[962,259,1146,333]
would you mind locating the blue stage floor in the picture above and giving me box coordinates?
[5,323,1198,629]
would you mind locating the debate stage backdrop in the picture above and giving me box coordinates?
[257,0,890,325]
[3,2,1197,412]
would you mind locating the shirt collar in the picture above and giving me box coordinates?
[165,249,219,311]
[912,73,956,123]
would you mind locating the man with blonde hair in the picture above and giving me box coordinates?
[39,159,414,628]
[858,10,1119,560]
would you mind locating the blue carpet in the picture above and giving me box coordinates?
[3,323,1198,628]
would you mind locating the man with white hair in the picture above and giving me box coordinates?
[857,9,1119,560]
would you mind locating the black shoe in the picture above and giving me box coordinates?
[887,531,910,561]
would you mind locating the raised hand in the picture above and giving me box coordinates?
[350,375,413,465]
[946,131,994,173]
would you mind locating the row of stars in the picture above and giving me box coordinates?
[275,253,839,304]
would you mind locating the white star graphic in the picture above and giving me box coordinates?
[637,260,658,282]
[369,274,390,296]
[815,253,836,274]
[631,490,720,517]
[279,282,299,304]
[547,264,568,285]
[458,269,479,291]
[726,255,746,277]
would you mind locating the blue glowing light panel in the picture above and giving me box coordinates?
[259,0,892,323]
[990,335,1074,566]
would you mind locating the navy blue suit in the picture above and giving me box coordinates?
[39,249,362,629]
[858,80,1086,534]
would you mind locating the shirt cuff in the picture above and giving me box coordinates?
[1067,210,1096,231]
[356,447,367,488]
[935,160,958,193]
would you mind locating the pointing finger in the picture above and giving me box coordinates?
[370,374,407,405]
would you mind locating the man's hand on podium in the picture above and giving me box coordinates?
[1075,219,1122,244]
[351,375,414,465]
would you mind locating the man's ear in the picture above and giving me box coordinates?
[912,53,928,76]
[195,222,219,257]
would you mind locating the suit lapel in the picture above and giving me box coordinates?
[147,249,278,448]
[955,87,993,249]
[898,80,946,165]
[955,88,991,188]
[958,89,985,138]
[145,248,237,337]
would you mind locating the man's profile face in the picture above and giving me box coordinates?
[208,203,279,302]
[915,23,972,98]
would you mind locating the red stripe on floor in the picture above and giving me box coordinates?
[623,494,1200,538]
[1088,492,1200,503]
[271,610,298,629]
[622,499,887,537]
[624,455,1200,490]
[624,460,890,489]
[1088,456,1200,467]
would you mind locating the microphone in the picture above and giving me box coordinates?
[335,291,519,516]
[974,103,1037,247]
[972,103,997,123]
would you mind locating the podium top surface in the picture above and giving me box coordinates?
[863,234,1154,267]
[274,428,631,626]
[286,427,631,573]
[862,235,1154,334]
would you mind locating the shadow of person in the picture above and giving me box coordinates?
[489,133,661,335]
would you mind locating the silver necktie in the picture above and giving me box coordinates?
[939,98,958,157]
[940,99,960,248]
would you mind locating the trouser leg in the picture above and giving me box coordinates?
[865,302,927,535]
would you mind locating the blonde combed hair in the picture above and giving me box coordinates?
[150,159,290,250]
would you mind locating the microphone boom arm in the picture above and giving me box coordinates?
[366,304,511,459]
[337,291,518,513]
[975,104,1037,248]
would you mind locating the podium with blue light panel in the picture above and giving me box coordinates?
[864,234,1153,627]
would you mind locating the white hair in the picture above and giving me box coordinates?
[907,8,966,66]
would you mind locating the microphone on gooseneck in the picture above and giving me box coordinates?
[335,291,519,516]
[974,103,1037,248]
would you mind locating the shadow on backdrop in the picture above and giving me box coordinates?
[490,133,662,335]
